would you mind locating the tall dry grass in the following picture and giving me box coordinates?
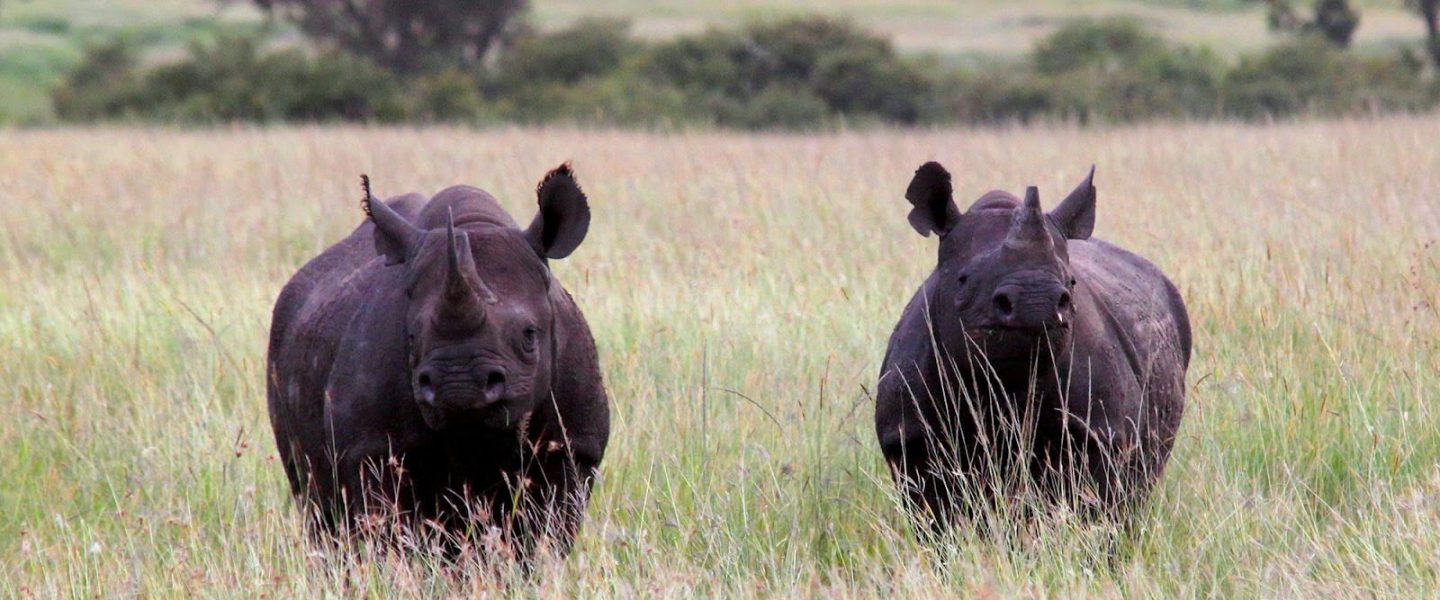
[1,117,1438,596]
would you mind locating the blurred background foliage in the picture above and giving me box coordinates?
[2,0,1438,128]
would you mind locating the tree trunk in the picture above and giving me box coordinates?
[1424,0,1440,67]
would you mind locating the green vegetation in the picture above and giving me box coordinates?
[4,0,1440,127]
[52,35,416,123]
[1221,36,1436,117]
[32,15,1440,128]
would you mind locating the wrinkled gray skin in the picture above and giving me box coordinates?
[267,165,609,559]
[876,162,1190,533]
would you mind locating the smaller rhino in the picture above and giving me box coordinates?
[875,163,1190,533]
[266,165,609,559]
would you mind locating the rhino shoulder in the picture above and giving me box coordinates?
[533,279,610,462]
[876,272,942,448]
[1070,239,1191,375]
[270,193,425,352]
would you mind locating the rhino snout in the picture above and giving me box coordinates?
[413,363,510,411]
[991,283,1071,331]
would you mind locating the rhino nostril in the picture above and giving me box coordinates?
[483,369,506,401]
[415,371,437,405]
[993,292,1015,318]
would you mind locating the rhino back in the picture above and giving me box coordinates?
[415,185,520,230]
[268,194,425,360]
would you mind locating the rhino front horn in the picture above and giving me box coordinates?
[1005,186,1050,247]
[442,208,487,323]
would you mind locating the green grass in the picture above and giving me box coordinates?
[0,116,1437,595]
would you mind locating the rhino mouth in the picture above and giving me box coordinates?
[966,325,1071,361]
[989,321,1070,332]
[417,397,529,432]
[974,321,1071,340]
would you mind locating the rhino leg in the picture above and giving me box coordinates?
[506,442,599,562]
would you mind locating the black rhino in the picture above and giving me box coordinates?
[876,162,1190,532]
[267,165,609,559]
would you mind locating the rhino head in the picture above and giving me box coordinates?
[903,162,1096,364]
[363,165,590,431]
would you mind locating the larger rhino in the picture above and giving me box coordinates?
[875,162,1190,533]
[266,165,609,559]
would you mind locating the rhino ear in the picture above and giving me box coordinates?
[525,162,591,260]
[1049,165,1096,240]
[361,174,423,265]
[905,161,961,237]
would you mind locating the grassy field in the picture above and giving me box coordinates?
[1,0,1430,123]
[2,116,1439,596]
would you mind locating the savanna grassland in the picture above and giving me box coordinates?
[2,116,1439,596]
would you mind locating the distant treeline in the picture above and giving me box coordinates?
[52,16,1440,128]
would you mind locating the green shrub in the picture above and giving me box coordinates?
[45,11,1439,128]
[52,34,409,123]
[946,67,1058,124]
[406,69,491,122]
[1020,18,1223,122]
[1032,16,1168,76]
[1221,37,1437,118]
[722,84,832,130]
[497,18,636,87]
[484,18,712,127]
[645,29,771,100]
[644,16,930,128]
[51,39,147,121]
[810,44,930,123]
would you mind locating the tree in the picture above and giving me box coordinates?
[1410,0,1440,67]
[252,0,528,73]
[1258,0,1360,47]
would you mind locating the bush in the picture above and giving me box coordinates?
[644,16,931,128]
[53,34,414,123]
[1032,16,1168,76]
[47,12,1440,128]
[405,69,490,122]
[1023,18,1223,122]
[811,43,931,123]
[722,84,832,130]
[496,18,636,87]
[946,68,1058,124]
[1221,37,1437,118]
[940,18,1225,124]
[51,39,147,121]
[485,19,696,126]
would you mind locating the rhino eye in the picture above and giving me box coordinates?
[957,273,969,286]
[522,325,539,352]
